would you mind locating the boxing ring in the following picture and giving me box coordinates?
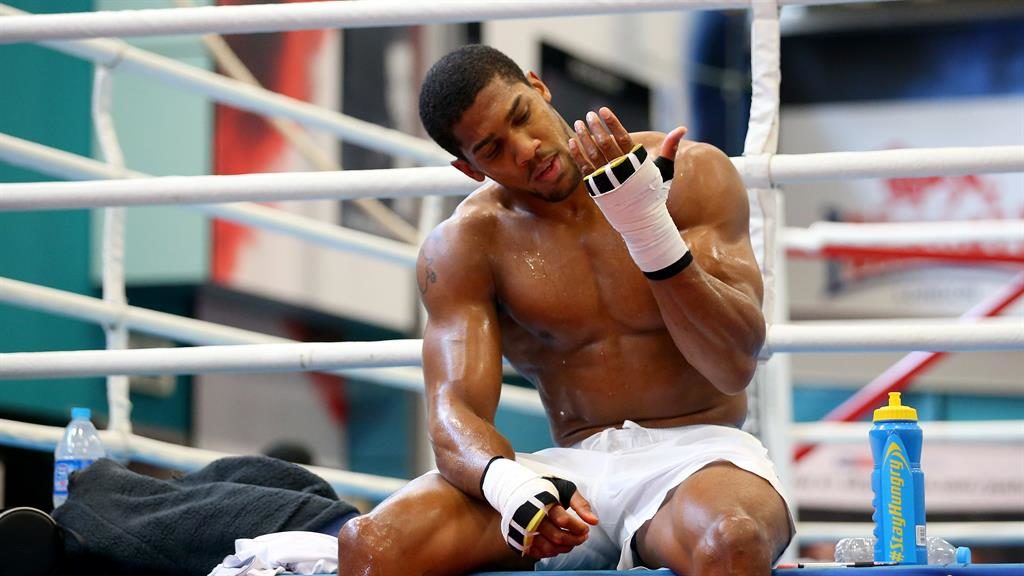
[0,0,1023,573]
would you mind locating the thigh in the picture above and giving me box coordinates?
[636,462,792,571]
[340,472,534,574]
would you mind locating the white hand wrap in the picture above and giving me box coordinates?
[481,457,573,555]
[585,144,692,280]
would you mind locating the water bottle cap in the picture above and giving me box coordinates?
[71,407,92,421]
[872,392,918,422]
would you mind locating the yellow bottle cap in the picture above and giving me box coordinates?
[873,392,918,422]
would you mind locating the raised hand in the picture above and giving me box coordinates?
[568,107,634,176]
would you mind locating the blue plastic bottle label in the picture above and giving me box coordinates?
[53,458,94,496]
[880,435,916,563]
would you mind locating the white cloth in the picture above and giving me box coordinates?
[207,531,338,576]
[519,421,794,570]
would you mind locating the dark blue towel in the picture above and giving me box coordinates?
[52,456,358,576]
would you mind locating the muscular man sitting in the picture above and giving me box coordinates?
[338,44,793,575]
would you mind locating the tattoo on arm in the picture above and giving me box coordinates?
[419,256,437,295]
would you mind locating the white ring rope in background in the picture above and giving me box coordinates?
[791,421,1024,445]
[0,418,405,500]
[0,132,422,267]
[0,0,905,44]
[6,134,1017,269]
[785,220,1024,251]
[0,276,545,416]
[1,146,1020,211]
[0,317,1021,380]
[0,4,451,167]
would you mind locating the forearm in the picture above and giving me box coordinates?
[429,394,515,499]
[649,263,765,394]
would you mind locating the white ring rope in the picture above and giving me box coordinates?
[0,0,903,43]
[10,134,1018,266]
[739,146,1024,186]
[791,421,1024,444]
[0,341,425,380]
[3,146,1019,211]
[0,317,1021,380]
[0,4,450,166]
[0,132,421,267]
[786,220,1024,250]
[0,417,405,500]
[0,276,545,416]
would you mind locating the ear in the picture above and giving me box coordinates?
[452,158,486,182]
[526,71,552,102]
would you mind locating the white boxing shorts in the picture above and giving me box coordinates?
[517,421,794,570]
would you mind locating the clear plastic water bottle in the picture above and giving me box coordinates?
[53,407,106,509]
[835,536,971,565]
[835,536,875,563]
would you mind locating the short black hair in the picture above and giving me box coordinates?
[419,44,528,159]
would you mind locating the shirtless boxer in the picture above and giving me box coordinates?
[338,44,792,575]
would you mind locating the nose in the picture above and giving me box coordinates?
[512,131,540,167]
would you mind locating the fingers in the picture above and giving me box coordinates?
[571,118,603,172]
[598,107,633,153]
[659,125,689,160]
[568,135,596,175]
[568,107,634,176]
[569,490,600,526]
[524,510,588,559]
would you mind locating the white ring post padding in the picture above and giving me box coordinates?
[2,146,1020,211]
[791,420,1024,444]
[0,5,450,166]
[0,418,406,500]
[0,276,545,415]
[797,521,1024,545]
[93,64,134,438]
[1,317,1022,380]
[0,0,904,43]
[0,132,421,267]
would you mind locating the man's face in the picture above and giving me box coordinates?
[450,74,582,203]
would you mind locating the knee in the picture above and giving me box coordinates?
[337,514,397,574]
[693,513,771,572]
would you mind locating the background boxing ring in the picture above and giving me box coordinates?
[0,0,1022,570]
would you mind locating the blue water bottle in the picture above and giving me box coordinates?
[871,392,927,564]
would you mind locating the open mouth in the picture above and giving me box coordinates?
[534,155,560,183]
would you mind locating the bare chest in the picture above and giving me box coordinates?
[493,217,663,347]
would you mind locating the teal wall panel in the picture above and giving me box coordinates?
[0,0,106,423]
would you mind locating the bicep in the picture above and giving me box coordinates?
[422,301,504,422]
[418,225,504,423]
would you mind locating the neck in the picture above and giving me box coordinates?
[513,181,593,222]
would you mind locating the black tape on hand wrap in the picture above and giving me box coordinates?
[584,144,675,198]
[543,476,578,509]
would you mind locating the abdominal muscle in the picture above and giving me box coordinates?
[505,329,749,447]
